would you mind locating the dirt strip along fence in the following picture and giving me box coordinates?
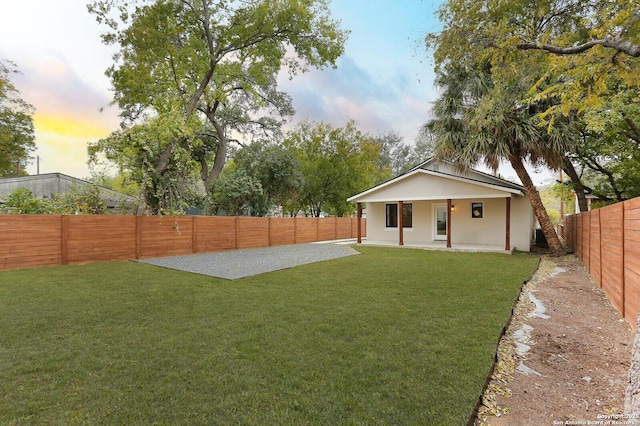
[0,215,366,271]
[564,196,640,327]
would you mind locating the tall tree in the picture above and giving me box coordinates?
[284,121,387,217]
[88,0,348,209]
[88,111,203,214]
[423,0,640,254]
[425,62,570,255]
[572,84,640,204]
[373,131,408,178]
[0,60,35,177]
[406,127,436,169]
[232,141,303,216]
[426,0,640,125]
[209,161,263,216]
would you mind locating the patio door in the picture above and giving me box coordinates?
[434,204,448,241]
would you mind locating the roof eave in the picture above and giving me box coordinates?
[348,169,524,202]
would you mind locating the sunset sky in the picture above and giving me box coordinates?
[0,0,552,184]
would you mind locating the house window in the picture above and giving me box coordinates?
[471,202,484,218]
[386,203,412,228]
[403,203,412,227]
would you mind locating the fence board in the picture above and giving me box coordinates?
[565,196,640,327]
[0,215,366,271]
[66,216,137,264]
[565,215,573,252]
[269,218,295,247]
[576,215,584,260]
[295,218,318,243]
[194,217,237,252]
[601,252,624,313]
[590,210,602,287]
[0,215,61,269]
[627,238,640,255]
[600,202,624,297]
[583,211,591,269]
[336,218,352,240]
[318,217,337,242]
[139,216,194,258]
[626,197,640,210]
[237,217,269,249]
[625,268,640,326]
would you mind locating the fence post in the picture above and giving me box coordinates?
[357,203,362,243]
[135,216,143,259]
[351,215,354,239]
[61,215,69,266]
[587,211,591,272]
[192,216,197,254]
[598,210,603,288]
[573,215,580,257]
[235,216,239,249]
[622,201,627,320]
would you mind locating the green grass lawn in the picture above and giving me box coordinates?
[0,246,538,425]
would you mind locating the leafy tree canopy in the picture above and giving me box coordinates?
[88,109,203,214]
[209,160,263,216]
[0,60,35,177]
[426,0,640,124]
[88,0,348,210]
[231,141,303,216]
[284,120,388,217]
[424,58,572,255]
[423,0,640,254]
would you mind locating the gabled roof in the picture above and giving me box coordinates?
[348,158,525,203]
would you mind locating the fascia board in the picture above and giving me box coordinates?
[354,193,517,203]
[347,169,425,202]
[348,169,524,202]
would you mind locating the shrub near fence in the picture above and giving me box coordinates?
[565,197,640,327]
[0,215,366,271]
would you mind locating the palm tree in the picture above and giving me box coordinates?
[426,62,569,256]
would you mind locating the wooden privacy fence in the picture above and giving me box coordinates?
[0,215,366,271]
[565,197,640,327]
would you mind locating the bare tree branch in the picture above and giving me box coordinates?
[517,38,640,57]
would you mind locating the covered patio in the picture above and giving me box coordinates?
[348,158,535,252]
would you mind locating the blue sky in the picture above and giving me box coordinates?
[280,0,443,140]
[0,0,552,184]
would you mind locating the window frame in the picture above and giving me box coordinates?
[386,203,398,227]
[385,203,412,228]
[402,203,413,228]
[471,202,484,219]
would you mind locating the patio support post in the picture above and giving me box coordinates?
[505,196,511,251]
[446,198,452,248]
[357,203,362,244]
[398,201,404,246]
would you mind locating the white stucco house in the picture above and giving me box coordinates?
[348,158,535,252]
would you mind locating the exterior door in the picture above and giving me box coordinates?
[434,204,447,241]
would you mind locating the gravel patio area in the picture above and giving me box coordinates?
[138,241,360,280]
